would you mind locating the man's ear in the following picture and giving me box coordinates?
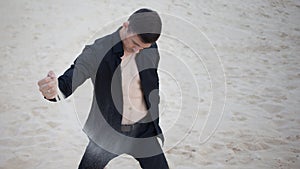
[123,21,129,29]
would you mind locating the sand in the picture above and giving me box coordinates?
[0,0,300,168]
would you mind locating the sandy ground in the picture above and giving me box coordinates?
[1,0,300,168]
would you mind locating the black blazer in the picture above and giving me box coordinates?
[56,28,164,146]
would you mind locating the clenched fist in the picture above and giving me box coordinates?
[38,71,58,99]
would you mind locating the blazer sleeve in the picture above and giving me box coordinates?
[57,44,98,99]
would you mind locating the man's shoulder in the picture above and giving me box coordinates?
[92,33,114,49]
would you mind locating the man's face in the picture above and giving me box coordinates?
[123,32,152,54]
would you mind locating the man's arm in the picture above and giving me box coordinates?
[38,44,98,101]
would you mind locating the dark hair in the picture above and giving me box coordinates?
[128,8,162,44]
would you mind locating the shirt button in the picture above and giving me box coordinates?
[128,107,132,110]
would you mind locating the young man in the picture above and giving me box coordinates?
[38,8,169,169]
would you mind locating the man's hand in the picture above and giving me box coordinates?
[38,71,58,99]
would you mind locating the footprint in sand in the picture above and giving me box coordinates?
[227,142,271,152]
[285,135,300,142]
[231,111,248,121]
[263,137,287,146]
[46,121,60,128]
[258,103,284,113]
[31,106,48,119]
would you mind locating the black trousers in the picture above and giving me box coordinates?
[78,122,169,169]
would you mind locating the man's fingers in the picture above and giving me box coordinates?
[44,91,58,99]
[39,80,57,91]
[43,87,57,96]
[38,77,53,86]
[39,80,57,96]
[41,85,58,99]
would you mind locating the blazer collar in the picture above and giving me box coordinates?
[112,27,124,57]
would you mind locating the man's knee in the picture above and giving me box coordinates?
[78,141,117,169]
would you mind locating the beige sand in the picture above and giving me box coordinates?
[1,0,300,168]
